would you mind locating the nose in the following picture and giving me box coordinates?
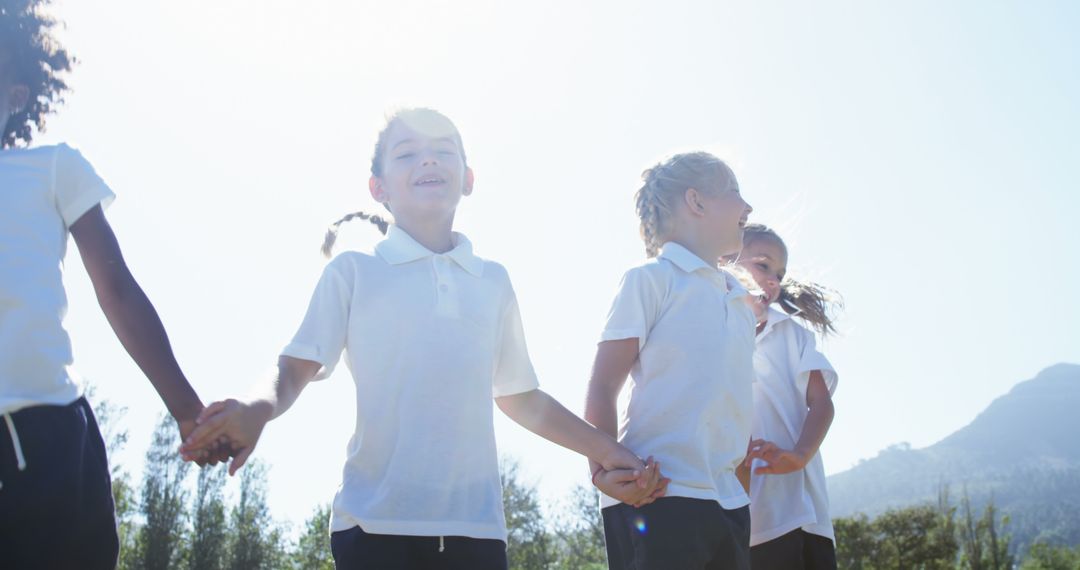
[421,148,440,166]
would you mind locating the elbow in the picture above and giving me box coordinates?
[93,265,138,310]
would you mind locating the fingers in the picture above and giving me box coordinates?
[229,446,254,477]
[638,456,656,489]
[180,412,232,455]
[196,399,232,424]
[605,468,644,484]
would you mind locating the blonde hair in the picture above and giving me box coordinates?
[742,223,843,336]
[634,151,737,258]
[320,108,465,258]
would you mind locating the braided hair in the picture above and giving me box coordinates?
[634,152,737,258]
[321,211,390,258]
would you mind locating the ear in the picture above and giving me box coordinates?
[369,176,387,204]
[684,187,706,217]
[462,167,475,197]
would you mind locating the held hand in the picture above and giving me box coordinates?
[744,438,808,476]
[593,457,670,507]
[178,398,270,475]
[177,415,236,467]
[598,443,648,482]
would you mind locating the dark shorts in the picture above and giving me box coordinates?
[750,529,837,570]
[602,496,751,570]
[330,525,508,570]
[0,397,119,570]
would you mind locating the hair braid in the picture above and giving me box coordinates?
[321,211,390,258]
[635,175,664,258]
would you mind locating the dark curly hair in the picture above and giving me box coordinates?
[0,0,74,148]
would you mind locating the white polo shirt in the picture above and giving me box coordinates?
[281,225,539,541]
[748,307,838,546]
[1,144,114,415]
[599,242,757,510]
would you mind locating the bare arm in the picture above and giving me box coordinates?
[70,205,203,425]
[794,370,835,462]
[496,388,640,471]
[753,370,835,475]
[179,356,320,474]
[582,339,638,475]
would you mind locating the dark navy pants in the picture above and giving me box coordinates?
[331,525,508,570]
[603,497,751,570]
[750,529,837,570]
[0,397,119,569]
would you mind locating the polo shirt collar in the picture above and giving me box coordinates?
[375,224,484,277]
[759,305,792,338]
[659,241,714,274]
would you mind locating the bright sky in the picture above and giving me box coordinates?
[38,0,1079,527]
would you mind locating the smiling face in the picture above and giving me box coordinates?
[368,111,473,222]
[737,236,788,305]
[698,169,753,258]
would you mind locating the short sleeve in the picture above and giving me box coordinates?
[599,267,661,351]
[53,144,115,227]
[280,258,354,380]
[492,287,540,398]
[794,326,838,398]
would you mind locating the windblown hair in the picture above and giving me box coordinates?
[321,108,466,257]
[321,211,390,258]
[634,151,737,258]
[742,223,843,336]
[0,0,74,148]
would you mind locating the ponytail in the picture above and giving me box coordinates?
[777,278,842,336]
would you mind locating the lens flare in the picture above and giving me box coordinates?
[634,516,647,534]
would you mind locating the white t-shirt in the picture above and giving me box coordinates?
[281,225,539,541]
[1,144,114,415]
[599,242,757,510]
[748,307,838,546]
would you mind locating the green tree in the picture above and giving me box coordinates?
[227,461,287,569]
[873,503,958,570]
[189,464,228,570]
[834,513,879,570]
[292,504,333,570]
[135,415,193,569]
[502,458,554,570]
[551,484,606,570]
[1020,542,1080,570]
[959,491,1014,570]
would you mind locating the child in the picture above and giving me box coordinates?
[732,224,841,570]
[180,108,661,570]
[0,2,219,568]
[585,152,759,570]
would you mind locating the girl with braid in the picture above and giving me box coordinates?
[181,108,662,570]
[729,224,842,570]
[585,151,762,570]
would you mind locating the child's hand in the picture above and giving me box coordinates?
[594,457,670,507]
[179,398,271,475]
[177,415,234,467]
[598,443,649,482]
[744,438,808,475]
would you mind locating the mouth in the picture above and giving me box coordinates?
[413,175,446,187]
[738,217,748,229]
